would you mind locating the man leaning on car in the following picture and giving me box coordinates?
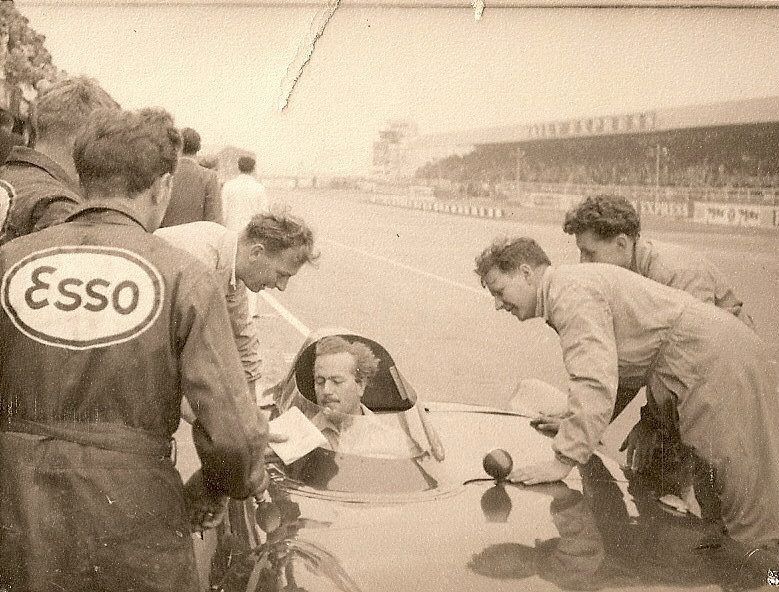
[155,211,318,410]
[537,194,755,476]
[476,236,779,555]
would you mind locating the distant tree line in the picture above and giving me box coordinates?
[1,2,63,91]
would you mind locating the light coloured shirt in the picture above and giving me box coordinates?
[155,221,261,383]
[317,405,414,458]
[221,173,268,233]
[632,238,753,328]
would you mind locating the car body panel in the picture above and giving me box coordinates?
[190,330,773,591]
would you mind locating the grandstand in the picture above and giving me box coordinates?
[409,96,779,214]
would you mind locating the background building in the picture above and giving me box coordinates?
[372,118,418,181]
[410,95,779,206]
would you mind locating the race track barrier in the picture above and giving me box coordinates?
[365,194,779,229]
[637,199,691,220]
[518,192,578,211]
[367,195,504,219]
[692,201,776,228]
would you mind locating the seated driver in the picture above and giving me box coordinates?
[312,336,414,458]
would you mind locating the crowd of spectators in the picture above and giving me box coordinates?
[415,128,779,203]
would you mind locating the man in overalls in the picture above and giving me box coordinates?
[0,107,269,591]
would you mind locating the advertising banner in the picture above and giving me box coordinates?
[527,193,577,211]
[639,200,689,219]
[692,202,771,227]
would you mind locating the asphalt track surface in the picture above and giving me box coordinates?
[176,188,778,478]
[262,188,777,383]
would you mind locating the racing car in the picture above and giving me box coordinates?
[191,329,773,592]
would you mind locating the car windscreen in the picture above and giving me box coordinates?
[276,380,434,458]
[276,447,451,500]
[270,389,457,500]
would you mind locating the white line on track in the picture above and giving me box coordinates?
[261,239,778,357]
[259,291,310,336]
[324,238,488,297]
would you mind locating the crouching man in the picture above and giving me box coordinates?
[0,107,268,591]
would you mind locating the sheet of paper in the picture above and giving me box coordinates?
[508,378,568,417]
[269,407,328,465]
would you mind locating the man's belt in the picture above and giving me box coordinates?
[0,418,176,463]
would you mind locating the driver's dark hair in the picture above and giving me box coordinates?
[563,194,641,240]
[315,336,380,386]
[475,237,551,283]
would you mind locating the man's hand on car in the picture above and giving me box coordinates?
[620,417,664,473]
[183,469,230,533]
[510,458,574,485]
[529,414,563,435]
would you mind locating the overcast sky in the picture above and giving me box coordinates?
[16,2,779,175]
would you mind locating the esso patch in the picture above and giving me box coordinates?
[1,246,164,350]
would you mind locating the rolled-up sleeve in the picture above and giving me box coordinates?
[176,270,266,498]
[226,281,262,384]
[549,283,619,465]
[704,265,754,329]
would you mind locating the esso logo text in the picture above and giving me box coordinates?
[1,246,164,350]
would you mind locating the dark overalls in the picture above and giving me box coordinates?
[0,203,267,591]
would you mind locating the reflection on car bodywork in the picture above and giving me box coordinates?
[196,329,774,592]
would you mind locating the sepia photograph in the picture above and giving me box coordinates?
[0,1,778,590]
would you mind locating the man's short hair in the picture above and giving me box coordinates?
[237,155,256,174]
[180,127,201,155]
[74,107,182,197]
[475,237,551,282]
[563,194,641,240]
[315,336,380,386]
[243,209,319,265]
[35,76,119,144]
